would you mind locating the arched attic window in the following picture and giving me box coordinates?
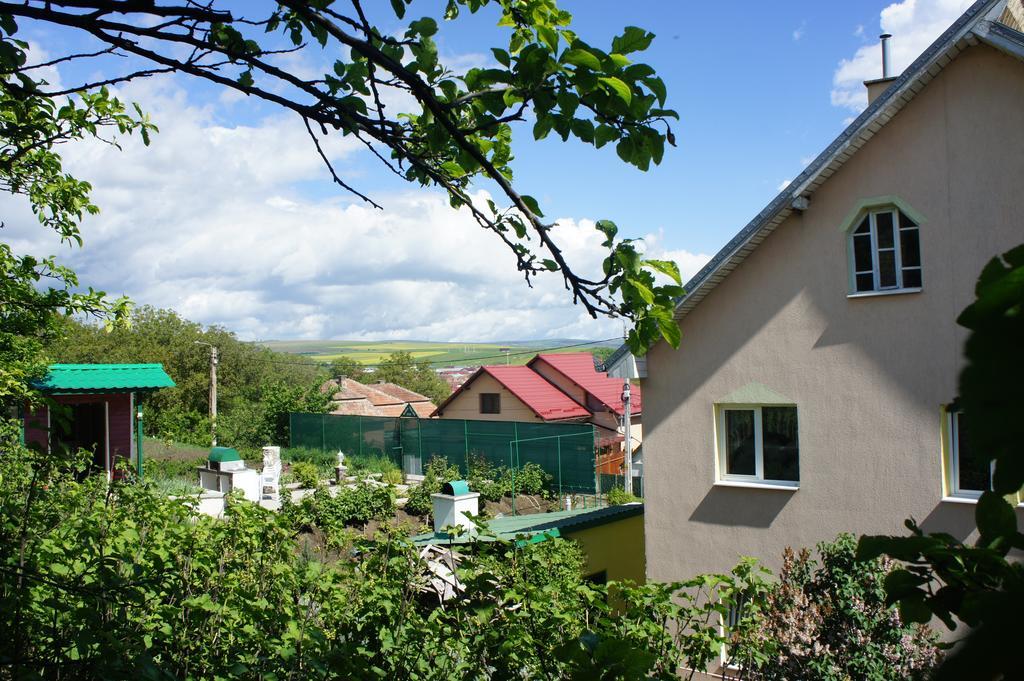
[842,197,925,295]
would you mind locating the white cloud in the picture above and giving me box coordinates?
[777,179,792,191]
[854,24,866,38]
[831,0,974,111]
[792,21,807,41]
[2,75,706,342]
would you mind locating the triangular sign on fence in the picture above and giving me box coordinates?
[400,404,418,418]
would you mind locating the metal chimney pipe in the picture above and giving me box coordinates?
[880,34,893,79]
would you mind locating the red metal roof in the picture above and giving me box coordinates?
[432,365,589,420]
[529,353,642,415]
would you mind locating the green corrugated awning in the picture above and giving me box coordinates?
[34,364,176,393]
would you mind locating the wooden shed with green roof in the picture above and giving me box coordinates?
[24,364,175,479]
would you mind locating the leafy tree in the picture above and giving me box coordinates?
[0,17,151,414]
[370,350,452,405]
[328,355,364,381]
[858,245,1024,680]
[1,1,684,352]
[50,308,331,451]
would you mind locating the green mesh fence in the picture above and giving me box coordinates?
[597,473,643,498]
[290,413,598,494]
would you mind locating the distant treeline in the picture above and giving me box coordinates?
[48,307,331,454]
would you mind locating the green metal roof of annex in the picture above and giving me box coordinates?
[412,503,643,546]
[34,364,176,393]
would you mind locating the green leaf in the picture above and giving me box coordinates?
[408,17,438,37]
[237,70,254,88]
[542,259,559,271]
[595,219,618,247]
[594,125,618,149]
[491,47,511,67]
[520,195,544,217]
[643,259,681,284]
[440,161,466,178]
[570,118,594,143]
[656,314,681,348]
[612,26,655,55]
[599,76,632,105]
[390,0,407,19]
[537,26,559,52]
[561,48,602,71]
[976,491,1017,541]
[643,76,667,106]
[533,115,554,140]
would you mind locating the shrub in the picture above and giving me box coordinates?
[508,462,552,497]
[606,486,639,506]
[281,482,396,548]
[404,456,459,517]
[290,461,321,489]
[381,467,404,485]
[467,455,504,502]
[739,533,940,680]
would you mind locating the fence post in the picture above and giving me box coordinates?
[463,420,469,475]
[557,435,562,498]
[358,416,363,458]
[321,413,326,451]
[509,440,516,516]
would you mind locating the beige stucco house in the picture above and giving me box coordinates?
[605,0,1024,619]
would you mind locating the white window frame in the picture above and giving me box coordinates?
[715,404,799,488]
[848,207,922,295]
[947,409,991,499]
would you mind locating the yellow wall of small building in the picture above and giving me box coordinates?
[565,512,645,584]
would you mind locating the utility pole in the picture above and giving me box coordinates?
[622,379,632,495]
[195,341,218,447]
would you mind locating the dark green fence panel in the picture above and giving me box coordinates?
[290,413,598,493]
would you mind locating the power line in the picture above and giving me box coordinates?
[253,337,622,369]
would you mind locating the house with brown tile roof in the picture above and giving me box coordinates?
[322,378,436,418]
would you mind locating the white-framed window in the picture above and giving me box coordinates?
[716,405,799,485]
[947,409,991,498]
[849,207,922,293]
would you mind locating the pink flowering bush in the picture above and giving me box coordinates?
[736,533,939,680]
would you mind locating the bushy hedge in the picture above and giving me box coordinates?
[466,455,553,503]
[280,482,396,549]
[0,443,941,679]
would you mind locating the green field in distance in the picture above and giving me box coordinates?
[260,339,617,368]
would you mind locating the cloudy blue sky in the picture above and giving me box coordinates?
[3,0,974,341]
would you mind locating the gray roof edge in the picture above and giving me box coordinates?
[975,16,1024,57]
[671,0,1002,322]
[601,342,634,372]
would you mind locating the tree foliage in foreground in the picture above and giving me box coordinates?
[0,19,151,413]
[0,444,744,679]
[0,440,941,679]
[859,244,1024,681]
[1,0,685,352]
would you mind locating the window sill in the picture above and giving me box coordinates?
[847,287,922,299]
[940,495,980,505]
[714,479,799,491]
